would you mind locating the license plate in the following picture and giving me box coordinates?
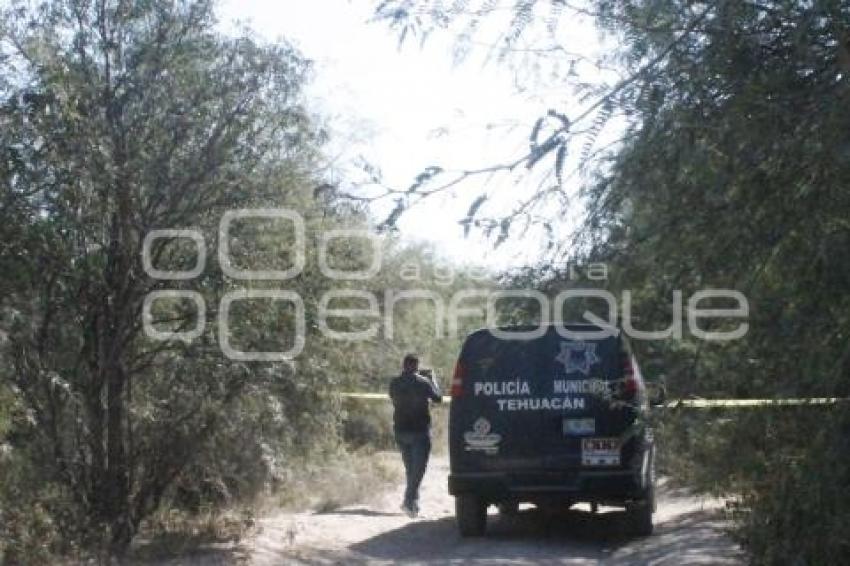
[582,437,620,466]
[563,418,595,436]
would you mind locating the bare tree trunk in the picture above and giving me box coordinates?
[106,359,131,553]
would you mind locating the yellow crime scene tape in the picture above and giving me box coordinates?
[340,392,847,408]
[662,397,846,408]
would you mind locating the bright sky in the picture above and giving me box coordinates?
[217,0,610,270]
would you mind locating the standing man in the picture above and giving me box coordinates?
[389,354,442,518]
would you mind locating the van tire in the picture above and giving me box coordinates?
[626,500,653,536]
[456,495,487,536]
[627,480,654,537]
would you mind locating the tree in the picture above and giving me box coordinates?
[0,0,328,554]
[375,1,850,562]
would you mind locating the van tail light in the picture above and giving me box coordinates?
[621,353,638,400]
[451,361,466,398]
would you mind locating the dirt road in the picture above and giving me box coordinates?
[245,455,744,565]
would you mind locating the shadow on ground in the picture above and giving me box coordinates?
[291,506,740,565]
[351,507,631,563]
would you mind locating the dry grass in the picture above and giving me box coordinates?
[129,448,401,563]
[276,449,402,513]
[130,506,254,563]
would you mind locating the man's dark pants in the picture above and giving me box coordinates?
[395,430,431,508]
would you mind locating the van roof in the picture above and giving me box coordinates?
[465,323,620,338]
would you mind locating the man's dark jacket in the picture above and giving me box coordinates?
[389,372,442,433]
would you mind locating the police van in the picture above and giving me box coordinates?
[448,323,657,536]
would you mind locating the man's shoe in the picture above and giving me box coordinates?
[401,501,417,518]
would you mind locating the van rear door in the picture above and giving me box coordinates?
[449,328,548,472]
[449,326,637,473]
[536,328,635,469]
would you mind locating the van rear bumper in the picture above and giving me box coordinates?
[448,469,646,503]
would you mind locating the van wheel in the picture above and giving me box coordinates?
[456,495,487,536]
[627,481,655,536]
[626,500,653,536]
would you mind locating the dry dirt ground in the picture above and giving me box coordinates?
[235,455,744,566]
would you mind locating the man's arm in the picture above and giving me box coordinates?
[420,373,442,403]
